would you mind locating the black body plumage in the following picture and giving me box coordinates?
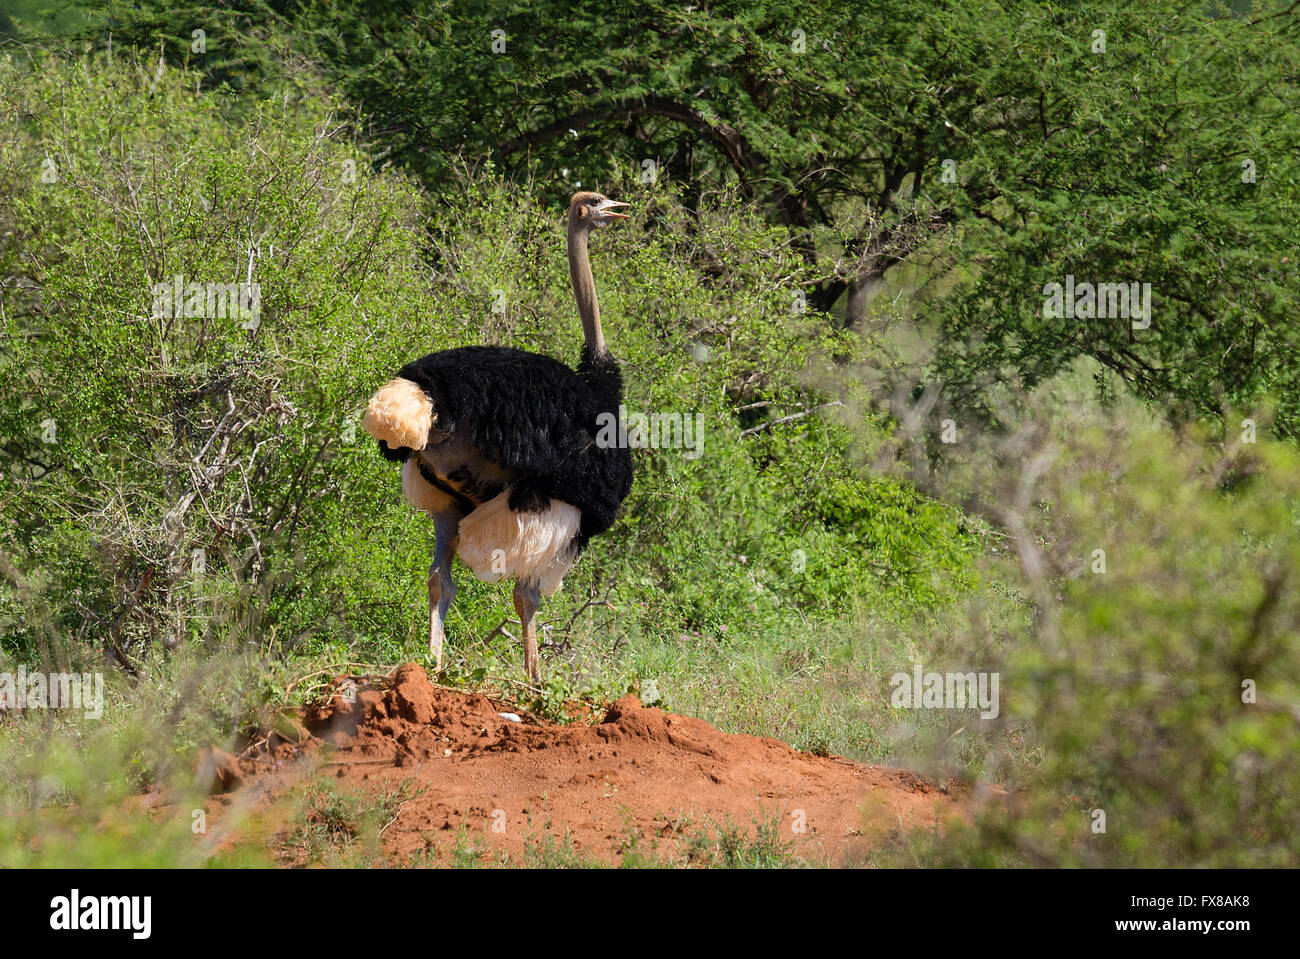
[377,344,633,546]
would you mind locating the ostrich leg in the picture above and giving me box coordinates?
[513,581,543,683]
[428,512,460,670]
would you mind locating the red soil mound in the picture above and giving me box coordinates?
[214,663,975,866]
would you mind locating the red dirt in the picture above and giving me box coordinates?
[208,663,977,866]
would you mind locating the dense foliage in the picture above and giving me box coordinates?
[25,0,1300,436]
[0,54,978,679]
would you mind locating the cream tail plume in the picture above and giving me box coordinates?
[361,377,433,450]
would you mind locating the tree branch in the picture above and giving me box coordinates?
[497,95,763,181]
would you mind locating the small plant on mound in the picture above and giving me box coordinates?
[614,807,678,868]
[519,824,599,869]
[277,780,415,867]
[684,814,801,868]
[448,826,492,869]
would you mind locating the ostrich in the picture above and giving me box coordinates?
[361,192,634,682]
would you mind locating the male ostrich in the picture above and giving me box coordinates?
[361,192,634,681]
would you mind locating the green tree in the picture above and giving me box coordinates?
[29,0,1300,437]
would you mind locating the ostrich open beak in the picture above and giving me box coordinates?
[598,199,631,219]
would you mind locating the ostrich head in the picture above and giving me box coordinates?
[569,191,630,229]
[566,192,628,358]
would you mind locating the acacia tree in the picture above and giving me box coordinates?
[262,0,1013,321]
[25,0,1300,434]
[18,2,1144,315]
